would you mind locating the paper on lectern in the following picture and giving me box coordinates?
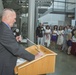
[16,58,27,66]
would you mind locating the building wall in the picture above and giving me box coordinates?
[38,13,65,26]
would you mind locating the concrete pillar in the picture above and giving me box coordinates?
[75,5,76,27]
[74,1,76,27]
[35,6,39,27]
[28,0,35,46]
[0,0,4,21]
[34,6,39,43]
[0,0,3,12]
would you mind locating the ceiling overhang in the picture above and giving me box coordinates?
[2,0,53,14]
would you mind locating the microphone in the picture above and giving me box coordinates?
[27,38,40,52]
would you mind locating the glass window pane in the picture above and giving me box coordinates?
[66,0,76,3]
[54,2,65,9]
[66,3,75,10]
[54,0,65,2]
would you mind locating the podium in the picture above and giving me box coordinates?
[15,45,57,75]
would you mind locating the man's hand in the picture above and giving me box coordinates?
[35,52,44,59]
[16,35,22,42]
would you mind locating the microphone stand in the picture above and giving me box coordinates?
[27,38,40,52]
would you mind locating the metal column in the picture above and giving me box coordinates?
[28,0,35,46]
[35,6,39,27]
[75,5,76,28]
[0,0,4,15]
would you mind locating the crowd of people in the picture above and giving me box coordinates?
[36,23,76,55]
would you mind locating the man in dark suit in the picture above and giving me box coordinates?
[0,8,43,75]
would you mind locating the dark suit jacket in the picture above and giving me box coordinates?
[0,22,35,75]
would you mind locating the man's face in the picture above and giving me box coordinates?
[9,12,16,27]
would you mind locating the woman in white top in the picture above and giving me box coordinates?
[57,26,64,50]
[45,25,51,47]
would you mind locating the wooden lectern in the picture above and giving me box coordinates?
[15,45,57,75]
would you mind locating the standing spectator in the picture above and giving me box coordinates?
[62,26,68,51]
[51,25,58,49]
[57,26,64,50]
[44,25,51,47]
[67,25,72,54]
[71,29,76,55]
[50,26,52,44]
[36,23,45,45]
